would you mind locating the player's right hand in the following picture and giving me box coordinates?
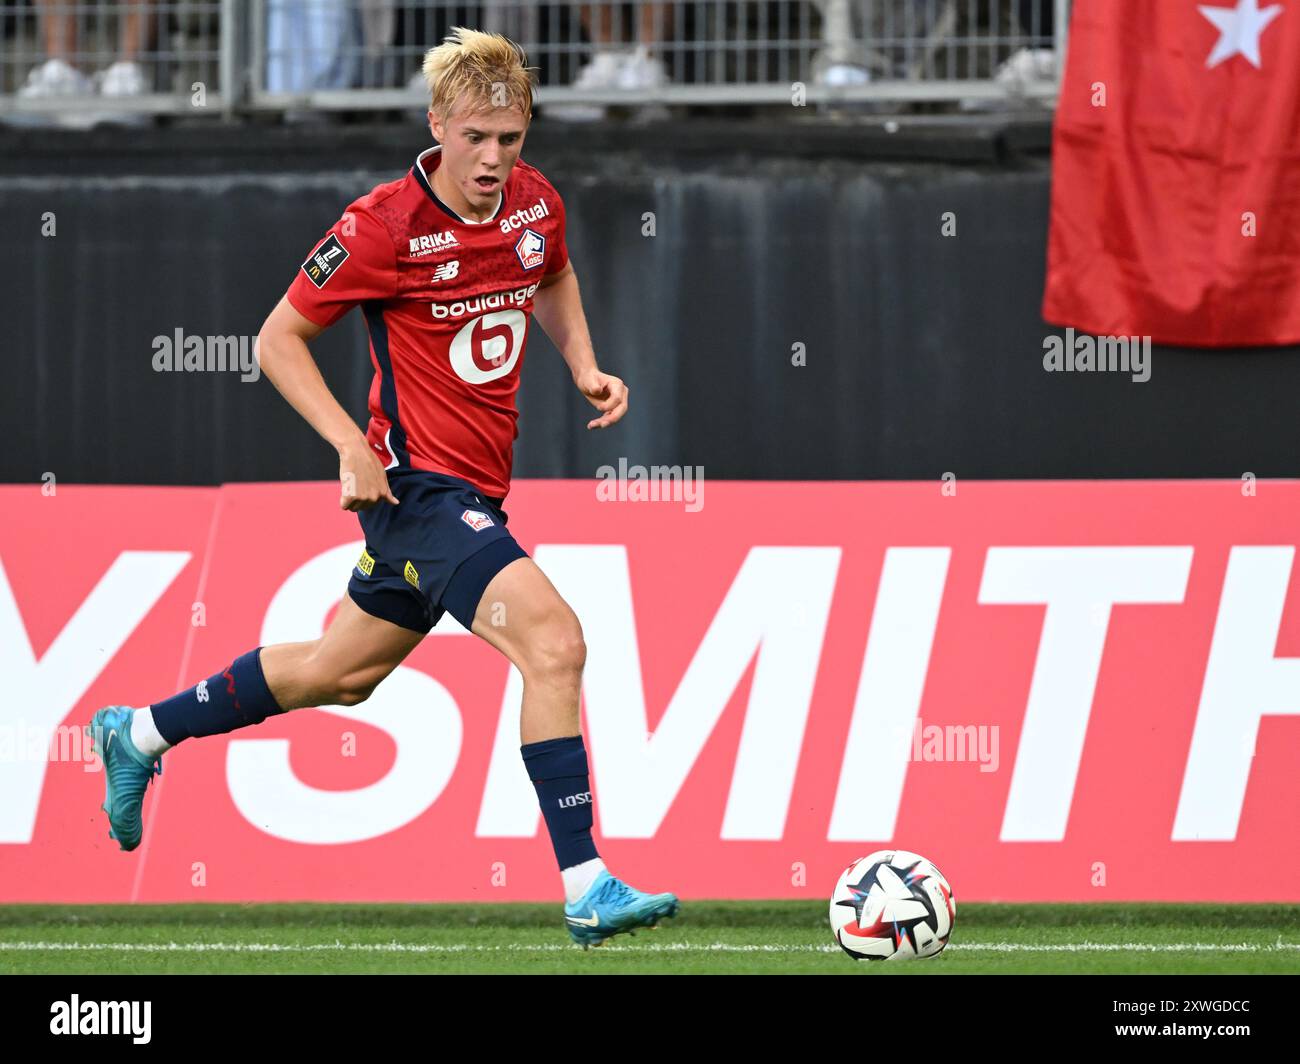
[338,441,400,511]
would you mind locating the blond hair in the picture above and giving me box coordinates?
[421,27,537,120]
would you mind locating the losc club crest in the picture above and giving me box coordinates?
[514,228,545,270]
[461,509,494,532]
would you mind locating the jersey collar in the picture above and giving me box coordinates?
[413,145,505,226]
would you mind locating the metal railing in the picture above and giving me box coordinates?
[0,0,229,121]
[0,0,1070,122]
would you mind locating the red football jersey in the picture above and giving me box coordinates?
[285,146,569,498]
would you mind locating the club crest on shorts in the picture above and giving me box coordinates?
[514,229,545,270]
[462,509,494,532]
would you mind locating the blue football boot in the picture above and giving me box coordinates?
[86,706,162,852]
[564,870,680,948]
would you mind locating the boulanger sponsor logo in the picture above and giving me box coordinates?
[403,560,420,590]
[448,311,526,384]
[408,230,460,257]
[301,232,348,287]
[1043,328,1152,382]
[498,196,550,234]
[514,228,545,270]
[356,548,375,576]
[431,282,540,320]
[151,329,261,382]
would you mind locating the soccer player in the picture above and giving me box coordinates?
[87,27,678,947]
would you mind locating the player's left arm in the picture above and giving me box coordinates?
[533,261,628,430]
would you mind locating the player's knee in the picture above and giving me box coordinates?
[306,658,385,707]
[331,681,377,707]
[523,615,586,682]
[331,663,390,705]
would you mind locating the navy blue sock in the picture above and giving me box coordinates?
[150,647,284,747]
[522,735,600,870]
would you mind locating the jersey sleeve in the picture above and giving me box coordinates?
[544,192,569,276]
[285,206,397,328]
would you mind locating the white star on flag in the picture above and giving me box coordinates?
[1198,0,1284,68]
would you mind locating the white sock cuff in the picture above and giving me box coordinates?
[561,857,607,905]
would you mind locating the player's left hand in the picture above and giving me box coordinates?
[576,368,628,430]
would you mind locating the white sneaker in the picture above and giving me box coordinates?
[615,46,666,92]
[616,46,669,119]
[546,50,624,122]
[575,50,626,91]
[994,47,1057,94]
[818,62,871,88]
[961,47,1057,111]
[8,57,97,128]
[18,56,93,99]
[94,59,151,126]
[99,59,148,97]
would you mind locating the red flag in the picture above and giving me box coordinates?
[1043,0,1300,346]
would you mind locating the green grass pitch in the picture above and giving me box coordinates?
[1,903,1296,975]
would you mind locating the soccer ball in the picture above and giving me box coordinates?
[829,849,955,960]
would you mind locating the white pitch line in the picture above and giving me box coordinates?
[0,941,1296,954]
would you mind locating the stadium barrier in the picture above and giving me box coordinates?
[2,480,1296,902]
[8,120,1300,489]
[0,0,1067,118]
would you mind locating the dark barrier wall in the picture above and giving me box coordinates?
[2,119,1298,485]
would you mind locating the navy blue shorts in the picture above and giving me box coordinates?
[346,469,528,634]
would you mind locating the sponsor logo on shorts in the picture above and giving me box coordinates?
[356,548,375,577]
[403,560,420,590]
[462,509,494,532]
[300,233,349,288]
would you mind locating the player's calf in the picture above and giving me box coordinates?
[472,555,679,943]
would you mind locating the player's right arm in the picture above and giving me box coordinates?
[256,297,399,511]
[260,205,401,511]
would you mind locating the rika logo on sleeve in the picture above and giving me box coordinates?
[301,233,350,288]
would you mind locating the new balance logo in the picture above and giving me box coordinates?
[557,791,592,808]
[431,260,460,283]
[196,680,209,703]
